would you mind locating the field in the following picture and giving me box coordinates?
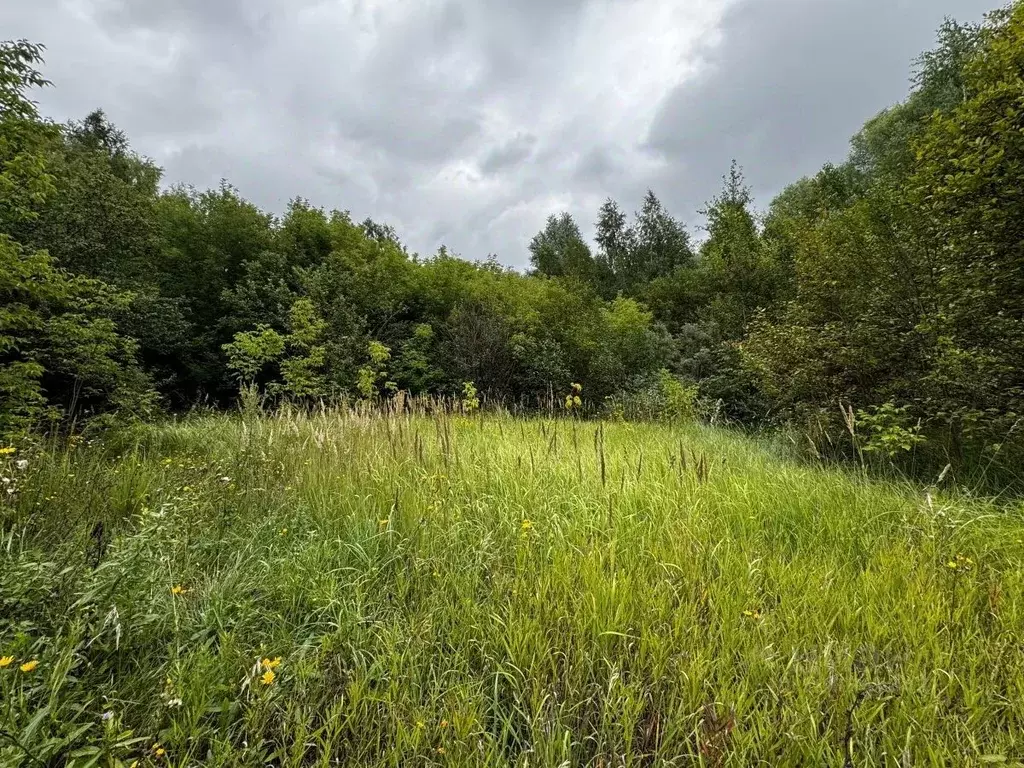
[2,409,1024,767]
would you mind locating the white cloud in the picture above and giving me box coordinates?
[1,0,996,266]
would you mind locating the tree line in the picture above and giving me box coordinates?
[2,1,1024,482]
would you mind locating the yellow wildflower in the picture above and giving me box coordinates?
[415,720,425,730]
[0,447,15,455]
[154,744,166,757]
[520,519,534,532]
[436,746,447,754]
[743,609,762,620]
[440,719,449,728]
[0,655,14,668]
[261,669,275,685]
[19,659,38,673]
[171,585,187,596]
[261,657,282,670]
[379,518,390,526]
[947,553,975,571]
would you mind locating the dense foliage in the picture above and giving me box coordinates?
[2,1,1024,483]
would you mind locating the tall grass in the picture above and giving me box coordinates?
[2,408,1023,766]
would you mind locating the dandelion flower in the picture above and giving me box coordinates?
[19,659,38,673]
[520,519,534,532]
[0,656,14,668]
[154,744,166,757]
[261,657,282,670]
[0,447,15,455]
[260,669,275,685]
[171,585,187,596]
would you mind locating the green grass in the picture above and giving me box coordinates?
[2,409,1024,766]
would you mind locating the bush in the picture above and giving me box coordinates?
[605,370,698,422]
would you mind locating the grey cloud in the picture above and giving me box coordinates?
[572,146,624,186]
[646,0,997,222]
[0,0,1003,269]
[480,133,537,175]
[344,109,483,165]
[94,0,281,52]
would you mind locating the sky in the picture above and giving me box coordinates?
[2,0,999,267]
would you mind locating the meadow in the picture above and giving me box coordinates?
[2,408,1024,767]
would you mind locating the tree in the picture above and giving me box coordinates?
[699,163,774,340]
[1,41,153,434]
[629,190,694,283]
[852,19,984,183]
[912,3,1024,445]
[528,212,598,286]
[153,183,276,400]
[223,325,286,387]
[594,198,629,293]
[280,298,329,399]
[0,41,56,226]
[223,199,334,336]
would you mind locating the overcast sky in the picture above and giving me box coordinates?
[2,0,998,267]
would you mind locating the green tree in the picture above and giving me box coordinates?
[1,41,153,434]
[852,18,984,183]
[912,3,1024,445]
[357,340,395,399]
[222,325,285,388]
[528,212,598,286]
[594,198,629,294]
[280,298,329,399]
[698,163,775,339]
[628,190,694,284]
[154,183,276,399]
